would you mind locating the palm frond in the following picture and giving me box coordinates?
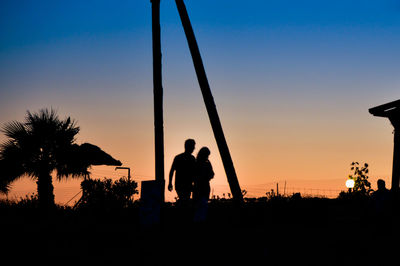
[26,108,80,145]
[0,158,25,194]
[0,181,11,194]
[1,121,27,141]
[56,117,80,145]
[0,140,16,159]
[61,116,80,135]
[26,108,57,125]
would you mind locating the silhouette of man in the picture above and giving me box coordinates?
[168,139,196,202]
[372,179,392,215]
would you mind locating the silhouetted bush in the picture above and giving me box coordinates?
[0,193,40,210]
[349,162,373,195]
[77,177,138,210]
[338,190,371,201]
[15,193,40,208]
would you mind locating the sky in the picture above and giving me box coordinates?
[1,0,399,203]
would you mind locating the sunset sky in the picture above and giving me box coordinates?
[1,0,399,203]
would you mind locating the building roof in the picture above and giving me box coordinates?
[369,99,400,118]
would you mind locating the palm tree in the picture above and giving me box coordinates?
[0,108,121,209]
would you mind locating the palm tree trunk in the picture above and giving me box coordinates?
[36,171,55,209]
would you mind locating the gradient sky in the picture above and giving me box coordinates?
[1,0,399,202]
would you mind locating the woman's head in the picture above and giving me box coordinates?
[197,147,210,161]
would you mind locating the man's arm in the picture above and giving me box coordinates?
[168,158,176,191]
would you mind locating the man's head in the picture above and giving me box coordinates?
[184,139,196,154]
[377,179,386,190]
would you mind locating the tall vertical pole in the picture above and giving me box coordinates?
[151,0,165,194]
[390,118,400,191]
[175,0,243,203]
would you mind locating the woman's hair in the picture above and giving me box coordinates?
[196,147,210,161]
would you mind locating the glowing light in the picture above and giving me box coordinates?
[346,179,355,189]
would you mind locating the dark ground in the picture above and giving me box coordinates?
[1,196,399,266]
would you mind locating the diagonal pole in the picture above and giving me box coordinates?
[151,0,165,197]
[175,0,243,203]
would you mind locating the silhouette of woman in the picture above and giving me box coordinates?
[193,147,214,222]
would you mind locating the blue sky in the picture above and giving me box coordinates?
[1,0,399,102]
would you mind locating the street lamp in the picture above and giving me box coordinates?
[115,167,131,182]
[346,179,355,192]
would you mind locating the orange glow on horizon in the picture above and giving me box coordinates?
[0,100,395,204]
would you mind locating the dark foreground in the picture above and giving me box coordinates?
[1,196,399,266]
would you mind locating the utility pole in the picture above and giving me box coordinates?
[175,0,243,203]
[151,0,165,192]
[139,0,164,224]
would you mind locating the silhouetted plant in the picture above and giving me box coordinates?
[16,193,40,208]
[0,109,81,209]
[0,108,121,210]
[0,193,40,209]
[349,162,372,196]
[265,189,275,199]
[78,177,138,210]
[291,192,302,200]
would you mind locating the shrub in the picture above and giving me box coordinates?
[0,193,40,209]
[349,162,373,195]
[16,193,40,208]
[78,177,138,210]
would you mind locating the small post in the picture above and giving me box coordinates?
[276,183,279,196]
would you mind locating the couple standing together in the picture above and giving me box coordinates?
[168,139,214,204]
